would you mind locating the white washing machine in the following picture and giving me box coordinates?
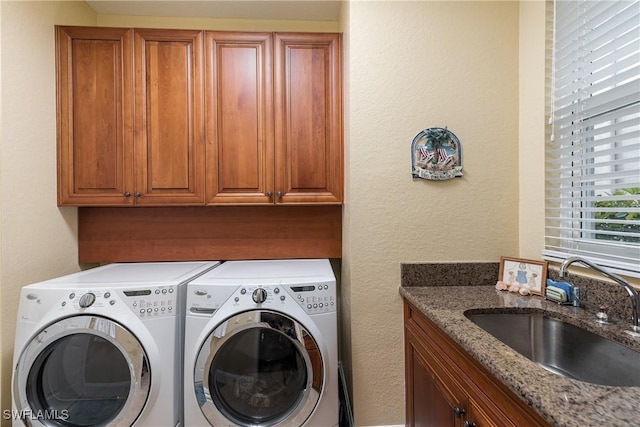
[184,259,338,427]
[12,261,220,427]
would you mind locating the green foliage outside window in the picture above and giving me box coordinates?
[594,188,640,243]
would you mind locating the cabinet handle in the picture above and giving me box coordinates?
[123,192,131,197]
[453,407,466,418]
[276,191,283,198]
[134,192,141,198]
[463,422,476,427]
[266,191,273,197]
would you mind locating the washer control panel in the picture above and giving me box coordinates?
[121,286,177,318]
[58,286,178,318]
[284,281,336,314]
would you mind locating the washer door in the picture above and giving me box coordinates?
[13,315,150,426]
[194,310,323,427]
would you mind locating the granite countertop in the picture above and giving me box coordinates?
[400,285,640,427]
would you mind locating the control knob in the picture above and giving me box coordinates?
[79,293,96,308]
[252,288,268,304]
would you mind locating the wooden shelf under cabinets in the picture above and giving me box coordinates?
[78,205,342,263]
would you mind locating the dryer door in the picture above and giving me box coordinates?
[194,310,323,426]
[13,315,150,426]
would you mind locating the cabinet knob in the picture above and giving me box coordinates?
[123,192,131,197]
[266,191,273,197]
[276,191,283,198]
[134,192,141,198]
[463,422,476,427]
[454,407,466,418]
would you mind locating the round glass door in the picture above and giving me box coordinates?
[195,310,323,427]
[14,316,150,426]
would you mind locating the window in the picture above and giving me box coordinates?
[544,0,640,277]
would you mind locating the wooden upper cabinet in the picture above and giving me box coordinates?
[274,33,343,204]
[205,32,274,205]
[134,29,205,205]
[57,27,342,207]
[56,26,134,206]
[206,31,343,206]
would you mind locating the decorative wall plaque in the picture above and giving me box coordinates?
[411,127,463,181]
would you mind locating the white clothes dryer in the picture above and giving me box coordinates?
[184,259,338,427]
[12,261,220,427]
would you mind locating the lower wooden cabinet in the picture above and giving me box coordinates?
[404,300,550,427]
[407,341,462,427]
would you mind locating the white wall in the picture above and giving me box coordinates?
[0,0,97,417]
[344,1,519,424]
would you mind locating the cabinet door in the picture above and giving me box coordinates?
[406,330,464,427]
[466,395,516,427]
[134,29,205,205]
[405,301,549,427]
[274,33,343,204]
[205,32,274,205]
[56,26,134,206]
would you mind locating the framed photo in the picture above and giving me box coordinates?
[498,257,548,296]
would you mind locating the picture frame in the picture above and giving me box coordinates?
[498,256,548,296]
[411,127,463,181]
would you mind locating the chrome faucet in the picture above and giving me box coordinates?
[560,256,640,335]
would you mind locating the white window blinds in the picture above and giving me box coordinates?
[544,0,640,277]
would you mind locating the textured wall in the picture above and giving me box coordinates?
[97,13,339,31]
[518,0,546,261]
[338,0,354,414]
[0,1,97,419]
[344,1,519,424]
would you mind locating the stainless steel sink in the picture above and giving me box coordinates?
[464,311,640,387]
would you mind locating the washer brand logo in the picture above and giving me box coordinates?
[3,409,69,421]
